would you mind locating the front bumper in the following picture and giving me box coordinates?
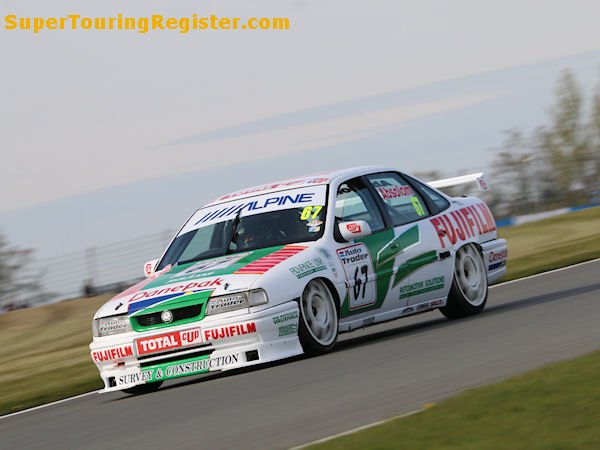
[90,301,302,393]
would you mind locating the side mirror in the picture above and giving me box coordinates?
[338,220,372,241]
[143,259,160,278]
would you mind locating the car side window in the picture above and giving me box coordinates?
[406,176,451,214]
[335,178,385,233]
[366,172,429,226]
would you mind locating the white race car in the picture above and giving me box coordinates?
[90,166,507,394]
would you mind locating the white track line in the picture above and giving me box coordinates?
[4,258,599,421]
[0,391,98,420]
[289,407,426,450]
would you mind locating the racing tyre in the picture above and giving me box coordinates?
[299,279,339,355]
[122,381,163,395]
[440,244,488,319]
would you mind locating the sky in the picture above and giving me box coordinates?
[1,0,600,261]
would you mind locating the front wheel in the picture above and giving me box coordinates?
[298,279,339,355]
[440,244,488,319]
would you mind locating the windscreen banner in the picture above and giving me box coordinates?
[179,186,327,235]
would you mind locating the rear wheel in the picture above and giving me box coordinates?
[298,279,339,355]
[440,244,488,319]
[122,381,163,395]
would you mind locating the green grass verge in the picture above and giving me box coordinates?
[0,207,598,417]
[500,206,600,281]
[0,295,110,415]
[308,349,600,450]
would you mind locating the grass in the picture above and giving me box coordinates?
[308,349,600,450]
[0,207,598,417]
[500,206,600,281]
[0,295,110,415]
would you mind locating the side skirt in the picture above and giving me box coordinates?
[338,296,448,333]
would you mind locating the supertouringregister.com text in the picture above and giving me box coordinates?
[4,13,291,34]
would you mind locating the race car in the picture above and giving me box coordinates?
[90,166,507,394]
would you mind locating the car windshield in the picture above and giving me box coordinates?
[157,186,327,269]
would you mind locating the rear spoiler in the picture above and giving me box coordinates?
[428,172,489,192]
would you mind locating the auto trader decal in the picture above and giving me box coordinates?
[337,243,377,310]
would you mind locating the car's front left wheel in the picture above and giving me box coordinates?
[298,279,339,355]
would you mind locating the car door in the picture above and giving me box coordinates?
[333,177,391,318]
[364,172,453,309]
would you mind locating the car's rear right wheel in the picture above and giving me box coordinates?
[440,244,488,319]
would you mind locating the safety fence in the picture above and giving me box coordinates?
[25,230,175,306]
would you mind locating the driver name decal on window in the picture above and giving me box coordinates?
[368,174,429,223]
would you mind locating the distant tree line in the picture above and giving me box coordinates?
[0,232,41,311]
[487,69,600,217]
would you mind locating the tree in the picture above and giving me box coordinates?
[0,232,40,311]
[588,79,600,194]
[537,69,590,205]
[490,128,539,215]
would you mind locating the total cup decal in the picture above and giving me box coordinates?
[430,202,497,249]
[135,328,203,356]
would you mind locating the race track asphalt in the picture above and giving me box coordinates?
[2,260,599,450]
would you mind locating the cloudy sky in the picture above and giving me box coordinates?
[1,0,600,258]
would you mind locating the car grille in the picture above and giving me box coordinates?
[139,347,214,367]
[134,304,203,327]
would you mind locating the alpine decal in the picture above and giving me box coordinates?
[234,245,305,275]
[179,186,327,234]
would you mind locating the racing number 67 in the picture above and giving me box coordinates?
[353,264,368,299]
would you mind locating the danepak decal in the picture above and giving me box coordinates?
[127,278,223,314]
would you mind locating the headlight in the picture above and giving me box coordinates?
[205,289,269,315]
[92,315,132,337]
[248,289,269,306]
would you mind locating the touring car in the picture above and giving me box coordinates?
[90,166,507,394]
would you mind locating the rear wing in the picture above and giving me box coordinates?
[428,172,489,192]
